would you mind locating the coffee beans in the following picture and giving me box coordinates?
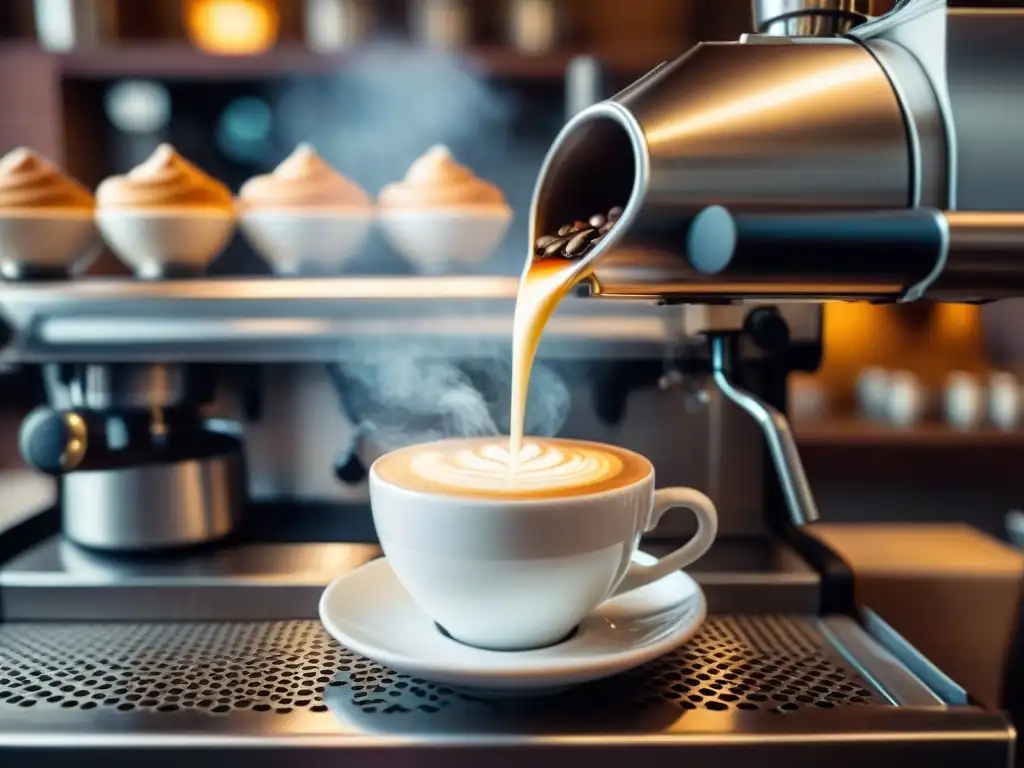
[543,236,570,256]
[565,228,596,256]
[533,205,623,262]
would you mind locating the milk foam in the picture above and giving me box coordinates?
[408,440,622,495]
[238,143,371,209]
[0,147,94,210]
[96,144,233,209]
[378,145,507,209]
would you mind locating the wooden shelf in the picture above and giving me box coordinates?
[794,416,1024,486]
[795,417,1024,449]
[0,42,681,81]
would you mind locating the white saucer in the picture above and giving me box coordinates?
[318,552,707,692]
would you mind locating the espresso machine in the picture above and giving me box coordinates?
[2,0,1024,766]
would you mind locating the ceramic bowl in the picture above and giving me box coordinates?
[239,208,373,275]
[378,207,512,273]
[0,210,100,279]
[96,208,236,279]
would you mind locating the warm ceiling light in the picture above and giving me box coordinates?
[184,0,280,55]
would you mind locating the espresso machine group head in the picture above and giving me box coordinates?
[532,0,1024,304]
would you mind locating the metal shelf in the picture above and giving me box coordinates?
[0,277,684,363]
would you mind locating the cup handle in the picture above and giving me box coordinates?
[610,487,718,597]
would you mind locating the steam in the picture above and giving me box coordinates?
[276,44,573,452]
[331,347,571,454]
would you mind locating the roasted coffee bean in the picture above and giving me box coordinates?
[565,228,596,256]
[535,234,559,251]
[533,207,624,261]
[543,236,571,256]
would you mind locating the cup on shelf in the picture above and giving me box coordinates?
[97,209,237,278]
[237,144,373,275]
[0,147,101,280]
[987,371,1021,431]
[379,208,512,273]
[0,209,101,280]
[855,366,891,421]
[884,369,928,427]
[94,144,236,279]
[943,370,983,431]
[377,145,512,273]
[240,209,373,275]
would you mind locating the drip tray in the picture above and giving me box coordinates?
[0,616,1011,767]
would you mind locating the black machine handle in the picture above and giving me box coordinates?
[685,205,945,283]
[684,206,1024,302]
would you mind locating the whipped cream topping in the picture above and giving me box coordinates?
[238,144,371,209]
[408,440,623,496]
[0,148,93,210]
[96,144,233,209]
[378,145,507,209]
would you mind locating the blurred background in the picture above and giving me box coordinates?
[1,0,1024,537]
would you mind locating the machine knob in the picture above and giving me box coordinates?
[19,407,89,475]
[744,307,790,354]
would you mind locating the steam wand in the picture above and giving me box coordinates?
[708,334,820,526]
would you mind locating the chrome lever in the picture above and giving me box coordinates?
[709,334,820,526]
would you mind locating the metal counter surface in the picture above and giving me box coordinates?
[0,476,1011,767]
[0,612,1007,768]
[0,501,820,620]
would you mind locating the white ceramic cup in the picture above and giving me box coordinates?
[369,443,717,652]
[987,371,1021,431]
[944,370,983,430]
[856,367,891,421]
[885,369,928,427]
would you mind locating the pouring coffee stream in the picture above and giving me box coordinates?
[508,205,625,464]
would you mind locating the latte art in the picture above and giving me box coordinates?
[373,437,649,501]
[410,441,622,495]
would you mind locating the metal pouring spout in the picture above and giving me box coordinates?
[528,34,916,301]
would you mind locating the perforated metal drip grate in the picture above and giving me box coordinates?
[0,617,879,718]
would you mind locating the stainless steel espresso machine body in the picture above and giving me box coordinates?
[1,1,1023,766]
[533,0,1024,303]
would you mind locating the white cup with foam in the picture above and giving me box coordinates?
[369,436,718,652]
